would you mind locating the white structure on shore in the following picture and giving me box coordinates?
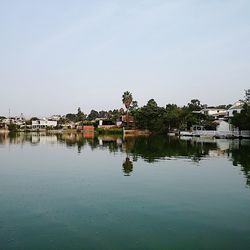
[227,89,250,118]
[200,108,227,119]
[32,119,57,129]
[227,100,245,118]
[215,120,231,132]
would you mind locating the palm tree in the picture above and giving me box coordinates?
[122,157,133,176]
[122,91,133,126]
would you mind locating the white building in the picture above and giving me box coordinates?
[32,119,57,129]
[227,100,245,118]
[48,115,61,121]
[227,90,250,118]
[201,108,227,119]
[2,117,25,126]
[216,120,232,132]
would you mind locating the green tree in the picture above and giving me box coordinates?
[129,100,138,111]
[77,107,85,121]
[188,99,202,111]
[231,103,250,130]
[66,113,77,122]
[133,99,167,133]
[110,109,122,123]
[164,104,182,131]
[8,123,18,132]
[122,91,133,126]
[87,110,99,121]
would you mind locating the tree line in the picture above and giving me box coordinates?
[49,91,250,132]
[2,91,249,132]
[122,91,250,132]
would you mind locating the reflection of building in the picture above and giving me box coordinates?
[76,125,95,139]
[31,134,58,144]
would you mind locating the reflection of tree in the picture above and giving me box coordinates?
[59,133,87,153]
[0,133,217,162]
[231,143,250,186]
[122,157,133,176]
[2,133,250,185]
[123,136,217,163]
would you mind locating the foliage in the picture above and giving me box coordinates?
[164,104,183,130]
[87,110,99,121]
[129,101,138,112]
[30,117,39,121]
[77,107,86,121]
[65,113,77,122]
[123,136,217,163]
[187,99,202,111]
[8,123,18,132]
[231,142,250,186]
[122,91,133,126]
[231,103,250,130]
[122,91,133,110]
[122,157,133,176]
[131,98,216,133]
[79,121,94,126]
[133,99,167,133]
[65,107,86,122]
[87,109,123,123]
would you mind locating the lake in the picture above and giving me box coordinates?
[0,133,250,250]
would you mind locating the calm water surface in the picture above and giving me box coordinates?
[0,133,250,250]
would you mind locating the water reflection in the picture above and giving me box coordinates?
[1,133,250,185]
[122,157,133,176]
[230,141,250,186]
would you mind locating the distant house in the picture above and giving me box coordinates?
[48,115,61,121]
[97,119,119,129]
[32,119,57,129]
[121,115,134,125]
[94,117,123,128]
[62,123,75,129]
[2,117,25,126]
[201,108,227,119]
[227,89,250,118]
[227,100,245,118]
[0,121,7,129]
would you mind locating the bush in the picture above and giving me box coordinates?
[8,124,18,132]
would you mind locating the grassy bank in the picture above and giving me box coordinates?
[95,127,123,135]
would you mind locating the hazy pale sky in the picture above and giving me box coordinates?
[0,0,250,117]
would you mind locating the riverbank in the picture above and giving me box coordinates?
[0,129,9,134]
[5,128,151,137]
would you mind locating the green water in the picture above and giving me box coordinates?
[0,133,250,250]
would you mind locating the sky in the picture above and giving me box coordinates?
[0,0,250,117]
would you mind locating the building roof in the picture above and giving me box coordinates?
[228,100,244,110]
